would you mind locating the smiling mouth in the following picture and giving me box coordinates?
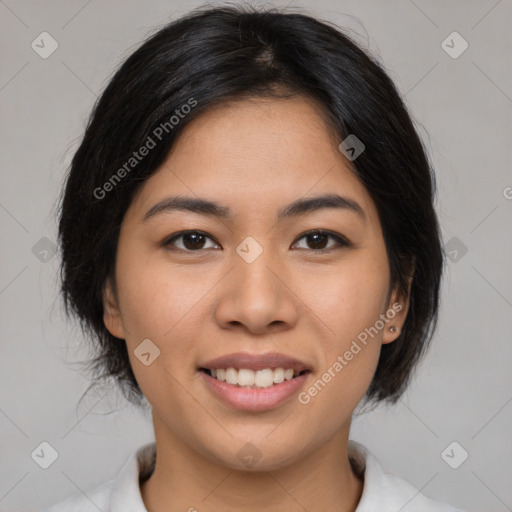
[199,367,310,389]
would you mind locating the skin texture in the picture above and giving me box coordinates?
[103,96,411,511]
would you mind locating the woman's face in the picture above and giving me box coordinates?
[104,96,409,470]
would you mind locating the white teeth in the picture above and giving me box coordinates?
[273,367,284,384]
[207,367,304,387]
[225,367,238,385]
[254,369,274,388]
[237,368,255,386]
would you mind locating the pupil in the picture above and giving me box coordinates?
[309,233,327,249]
[184,233,204,250]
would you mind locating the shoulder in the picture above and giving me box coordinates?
[348,440,466,512]
[41,442,156,512]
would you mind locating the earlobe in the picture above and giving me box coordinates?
[103,278,125,339]
[382,268,414,345]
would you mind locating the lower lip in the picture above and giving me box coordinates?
[199,371,310,411]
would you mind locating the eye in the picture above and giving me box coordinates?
[162,229,350,253]
[162,231,220,251]
[291,230,351,251]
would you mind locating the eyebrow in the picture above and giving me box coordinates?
[143,193,366,223]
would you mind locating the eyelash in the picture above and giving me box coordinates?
[162,229,351,253]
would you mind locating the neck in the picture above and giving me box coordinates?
[141,416,364,512]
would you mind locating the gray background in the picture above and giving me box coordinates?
[0,0,511,511]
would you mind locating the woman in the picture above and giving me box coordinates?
[45,4,465,511]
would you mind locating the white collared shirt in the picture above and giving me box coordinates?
[42,440,465,511]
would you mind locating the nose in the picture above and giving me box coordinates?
[213,244,299,335]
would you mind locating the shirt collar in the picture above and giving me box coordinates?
[109,442,156,511]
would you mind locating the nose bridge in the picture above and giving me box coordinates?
[233,234,281,299]
[213,233,298,333]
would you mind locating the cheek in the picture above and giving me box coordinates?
[297,279,386,434]
[294,253,389,411]
[301,255,390,344]
[116,256,200,407]
[113,248,216,396]
[114,247,204,340]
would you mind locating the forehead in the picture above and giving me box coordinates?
[128,97,379,228]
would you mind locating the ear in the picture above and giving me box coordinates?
[103,277,126,339]
[382,259,415,345]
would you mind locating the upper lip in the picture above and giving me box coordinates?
[199,352,312,372]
